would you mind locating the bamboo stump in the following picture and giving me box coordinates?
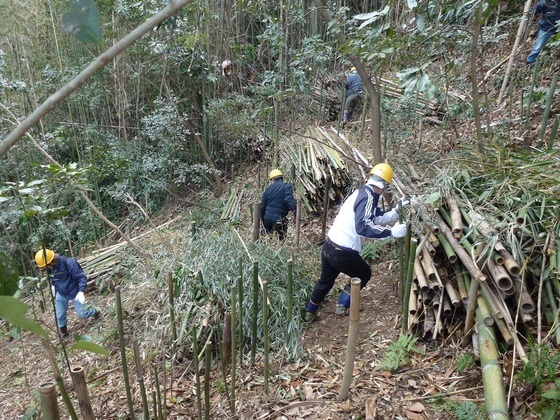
[338,278,361,400]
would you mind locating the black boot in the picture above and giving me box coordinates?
[59,326,69,339]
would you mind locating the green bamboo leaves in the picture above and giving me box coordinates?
[0,296,48,338]
[61,0,102,44]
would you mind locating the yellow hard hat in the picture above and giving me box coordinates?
[269,169,283,180]
[350,67,356,72]
[35,248,55,268]
[369,163,393,184]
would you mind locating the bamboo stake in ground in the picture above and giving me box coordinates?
[70,366,95,420]
[339,278,362,400]
[116,287,136,420]
[252,202,260,242]
[132,341,150,420]
[39,381,60,420]
[263,281,270,396]
[230,285,237,416]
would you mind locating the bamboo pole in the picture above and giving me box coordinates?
[414,258,429,293]
[403,238,418,333]
[263,281,269,396]
[116,287,136,419]
[168,272,177,345]
[252,202,260,242]
[39,382,60,420]
[230,285,237,416]
[513,277,535,314]
[132,341,149,420]
[320,175,332,241]
[476,311,509,420]
[486,259,513,291]
[251,260,259,365]
[477,293,494,326]
[497,0,534,105]
[192,328,202,420]
[537,74,558,148]
[222,313,232,368]
[40,338,78,419]
[70,367,95,420]
[237,274,244,367]
[204,342,211,420]
[339,278,361,400]
[444,280,461,307]
[287,259,293,340]
[295,199,302,246]
[447,198,463,238]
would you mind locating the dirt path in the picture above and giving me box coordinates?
[297,261,481,419]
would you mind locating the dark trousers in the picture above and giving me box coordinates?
[310,240,371,304]
[263,216,288,241]
[343,93,362,122]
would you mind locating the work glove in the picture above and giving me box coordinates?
[391,222,407,238]
[75,291,86,304]
[51,285,56,296]
[398,198,410,209]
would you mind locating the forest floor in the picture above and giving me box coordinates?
[1,212,500,420]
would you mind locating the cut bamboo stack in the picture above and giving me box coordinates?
[399,190,560,367]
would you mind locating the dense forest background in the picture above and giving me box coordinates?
[1,0,560,418]
[3,0,543,272]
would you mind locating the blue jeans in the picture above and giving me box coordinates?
[55,293,96,328]
[526,28,555,64]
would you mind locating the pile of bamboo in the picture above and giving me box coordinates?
[399,192,560,362]
[281,127,354,213]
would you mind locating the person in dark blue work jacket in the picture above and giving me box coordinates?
[261,169,296,241]
[342,67,363,125]
[35,248,99,339]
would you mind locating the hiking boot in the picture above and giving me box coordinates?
[334,305,364,316]
[335,305,350,316]
[301,309,317,325]
[92,310,101,322]
[59,326,69,340]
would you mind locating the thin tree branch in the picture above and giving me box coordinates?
[0,0,196,158]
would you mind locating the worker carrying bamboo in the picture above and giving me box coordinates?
[526,0,560,65]
[261,169,296,241]
[35,248,100,340]
[342,67,362,126]
[302,163,408,323]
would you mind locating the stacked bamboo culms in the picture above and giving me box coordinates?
[281,128,352,213]
[220,187,244,222]
[404,198,542,356]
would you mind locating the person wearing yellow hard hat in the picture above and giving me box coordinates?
[342,66,362,126]
[302,163,409,323]
[35,248,100,340]
[260,169,297,241]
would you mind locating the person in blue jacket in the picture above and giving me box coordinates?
[342,67,363,125]
[303,163,408,322]
[35,248,99,339]
[526,0,560,65]
[261,169,296,241]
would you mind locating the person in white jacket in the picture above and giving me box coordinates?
[303,163,407,322]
